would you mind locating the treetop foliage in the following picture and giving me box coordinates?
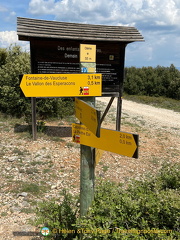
[124,64,180,100]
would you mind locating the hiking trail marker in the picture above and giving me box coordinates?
[20,73,102,97]
[72,123,139,158]
[75,98,101,137]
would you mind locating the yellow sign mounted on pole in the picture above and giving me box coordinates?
[94,148,104,165]
[20,73,102,97]
[75,98,101,137]
[80,44,96,63]
[72,123,139,158]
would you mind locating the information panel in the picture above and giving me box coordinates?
[30,39,125,95]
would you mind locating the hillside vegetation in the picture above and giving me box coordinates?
[33,159,180,240]
[124,65,180,100]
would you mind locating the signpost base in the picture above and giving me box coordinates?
[80,144,95,216]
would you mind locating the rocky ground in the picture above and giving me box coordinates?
[0,97,179,240]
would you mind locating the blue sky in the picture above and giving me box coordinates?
[0,0,180,67]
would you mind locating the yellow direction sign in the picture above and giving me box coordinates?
[75,98,101,137]
[80,44,96,63]
[72,123,139,158]
[20,73,102,97]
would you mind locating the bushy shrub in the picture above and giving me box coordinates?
[0,45,31,117]
[35,162,180,240]
[36,189,78,239]
[36,98,74,120]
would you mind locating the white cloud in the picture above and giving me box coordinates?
[29,0,55,15]
[28,0,180,31]
[0,31,30,51]
[29,0,117,24]
[0,31,18,48]
[126,0,143,10]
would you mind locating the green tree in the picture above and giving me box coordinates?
[167,64,180,100]
[0,45,31,117]
[124,64,180,100]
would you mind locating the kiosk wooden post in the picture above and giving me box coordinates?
[31,97,37,141]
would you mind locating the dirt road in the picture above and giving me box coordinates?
[97,97,180,132]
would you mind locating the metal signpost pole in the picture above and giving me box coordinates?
[79,44,96,217]
[80,97,95,217]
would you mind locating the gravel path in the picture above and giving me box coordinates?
[97,97,180,132]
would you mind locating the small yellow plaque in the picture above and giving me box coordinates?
[80,44,96,63]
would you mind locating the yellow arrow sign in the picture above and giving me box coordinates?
[20,73,102,97]
[72,123,139,158]
[75,98,101,137]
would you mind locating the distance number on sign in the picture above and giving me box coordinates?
[119,133,133,145]
[87,75,101,80]
[87,81,101,85]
